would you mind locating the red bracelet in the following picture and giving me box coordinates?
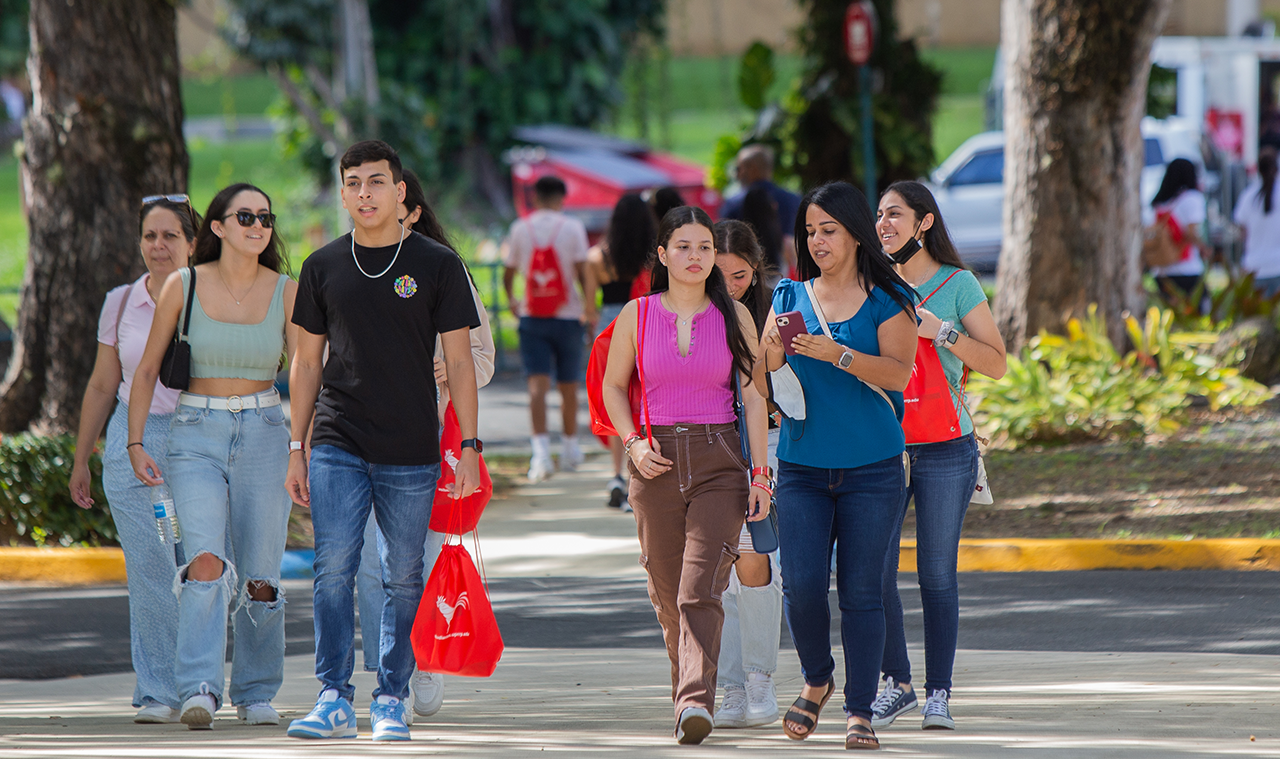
[622,433,643,452]
[751,466,774,480]
[750,481,773,496]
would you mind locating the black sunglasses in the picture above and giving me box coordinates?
[222,210,276,229]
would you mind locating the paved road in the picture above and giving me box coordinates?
[3,570,1277,680]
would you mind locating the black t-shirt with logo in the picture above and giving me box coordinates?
[292,231,481,465]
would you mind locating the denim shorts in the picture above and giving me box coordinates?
[518,316,584,382]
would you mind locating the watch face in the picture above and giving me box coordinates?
[946,330,960,345]
[838,352,853,368]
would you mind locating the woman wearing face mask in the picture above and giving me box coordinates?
[354,167,495,722]
[602,206,771,745]
[710,219,784,729]
[870,181,1006,733]
[128,183,298,730]
[760,182,918,750]
[69,195,199,725]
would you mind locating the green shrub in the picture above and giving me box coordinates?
[971,306,1271,447]
[0,434,118,546]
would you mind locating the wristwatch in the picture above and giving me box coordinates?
[835,350,854,369]
[460,438,484,454]
[289,441,304,453]
[934,320,960,348]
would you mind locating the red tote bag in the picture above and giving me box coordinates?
[411,542,504,677]
[586,296,652,440]
[429,402,494,535]
[903,271,966,445]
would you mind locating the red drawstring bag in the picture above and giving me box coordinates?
[523,219,568,318]
[411,540,504,677]
[429,402,493,535]
[903,271,967,445]
[586,295,652,439]
[628,267,651,301]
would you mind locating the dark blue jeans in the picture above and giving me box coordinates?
[776,454,906,720]
[881,433,978,695]
[308,445,440,703]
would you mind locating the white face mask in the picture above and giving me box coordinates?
[770,364,806,420]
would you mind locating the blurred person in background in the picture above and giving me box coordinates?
[1234,147,1280,298]
[721,144,800,276]
[1145,158,1206,306]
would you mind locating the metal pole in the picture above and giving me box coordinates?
[859,64,876,204]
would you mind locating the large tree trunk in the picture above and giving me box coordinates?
[995,0,1172,350]
[0,0,187,434]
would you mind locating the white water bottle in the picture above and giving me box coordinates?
[150,485,181,545]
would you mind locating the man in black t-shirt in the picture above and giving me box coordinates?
[285,140,481,743]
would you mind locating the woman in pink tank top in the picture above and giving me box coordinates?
[601,206,771,745]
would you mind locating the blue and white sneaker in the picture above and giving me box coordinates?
[870,676,918,728]
[370,695,411,741]
[287,689,358,739]
[921,689,956,730]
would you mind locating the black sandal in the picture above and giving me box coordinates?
[783,678,835,740]
[845,720,880,750]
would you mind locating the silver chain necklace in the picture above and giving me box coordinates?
[351,222,406,279]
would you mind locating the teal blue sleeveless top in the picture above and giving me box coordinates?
[181,267,287,381]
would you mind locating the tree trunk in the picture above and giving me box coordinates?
[0,0,187,434]
[995,0,1172,350]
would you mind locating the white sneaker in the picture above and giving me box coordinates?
[676,706,713,745]
[744,672,778,726]
[412,670,445,718]
[714,685,748,728]
[179,694,216,730]
[560,438,584,471]
[370,695,410,741]
[133,702,178,724]
[236,702,279,725]
[528,454,553,483]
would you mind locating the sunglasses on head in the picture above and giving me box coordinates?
[141,193,191,206]
[221,210,276,229]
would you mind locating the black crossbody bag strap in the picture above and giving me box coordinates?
[179,266,196,341]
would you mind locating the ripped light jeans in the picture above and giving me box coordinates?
[166,390,291,709]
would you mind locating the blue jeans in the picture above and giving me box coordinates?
[308,444,439,702]
[166,391,291,708]
[103,403,180,709]
[776,455,905,720]
[881,434,978,695]
[356,520,447,671]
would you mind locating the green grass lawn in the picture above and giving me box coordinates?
[182,73,281,117]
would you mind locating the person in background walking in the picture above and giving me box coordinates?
[128,183,298,730]
[710,219,784,729]
[587,193,656,511]
[503,175,595,482]
[69,194,197,725]
[1146,158,1207,305]
[871,181,1007,732]
[760,181,918,750]
[742,186,785,279]
[721,144,801,276]
[602,206,771,745]
[1234,147,1280,298]
[354,167,495,722]
[649,186,686,227]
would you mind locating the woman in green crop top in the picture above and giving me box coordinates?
[128,183,299,730]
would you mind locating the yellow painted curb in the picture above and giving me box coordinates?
[899,539,1280,572]
[0,547,127,584]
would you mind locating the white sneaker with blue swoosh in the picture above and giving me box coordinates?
[371,695,411,741]
[287,689,357,739]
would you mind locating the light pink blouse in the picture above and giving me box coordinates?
[97,274,181,415]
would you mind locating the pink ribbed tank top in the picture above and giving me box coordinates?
[639,294,736,426]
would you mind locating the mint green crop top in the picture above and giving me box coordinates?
[180,268,287,381]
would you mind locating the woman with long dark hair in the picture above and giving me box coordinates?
[128,183,297,730]
[710,219,785,729]
[1147,158,1206,303]
[870,181,1006,733]
[742,186,784,275]
[1235,147,1280,297]
[602,206,771,745]
[69,195,199,724]
[588,194,657,510]
[760,182,918,749]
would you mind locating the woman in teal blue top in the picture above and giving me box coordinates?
[869,181,1007,734]
[759,182,918,750]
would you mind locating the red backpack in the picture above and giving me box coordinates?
[902,270,967,445]
[523,219,569,318]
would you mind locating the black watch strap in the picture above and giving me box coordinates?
[460,438,483,453]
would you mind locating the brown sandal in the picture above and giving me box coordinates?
[783,678,836,740]
[846,719,880,750]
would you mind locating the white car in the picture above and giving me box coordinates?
[926,118,1207,272]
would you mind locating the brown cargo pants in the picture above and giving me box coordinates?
[629,422,749,720]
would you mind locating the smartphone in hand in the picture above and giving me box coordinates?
[776,310,807,355]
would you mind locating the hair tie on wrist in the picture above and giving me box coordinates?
[127,442,144,449]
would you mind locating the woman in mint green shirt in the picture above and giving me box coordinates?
[869,181,1007,733]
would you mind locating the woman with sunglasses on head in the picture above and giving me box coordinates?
[353,167,495,722]
[602,206,771,745]
[709,219,784,729]
[870,181,1006,733]
[69,194,198,725]
[760,182,918,750]
[128,183,298,730]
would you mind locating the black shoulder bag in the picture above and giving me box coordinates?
[158,266,196,390]
[734,371,779,554]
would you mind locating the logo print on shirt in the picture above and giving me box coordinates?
[393,274,418,298]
